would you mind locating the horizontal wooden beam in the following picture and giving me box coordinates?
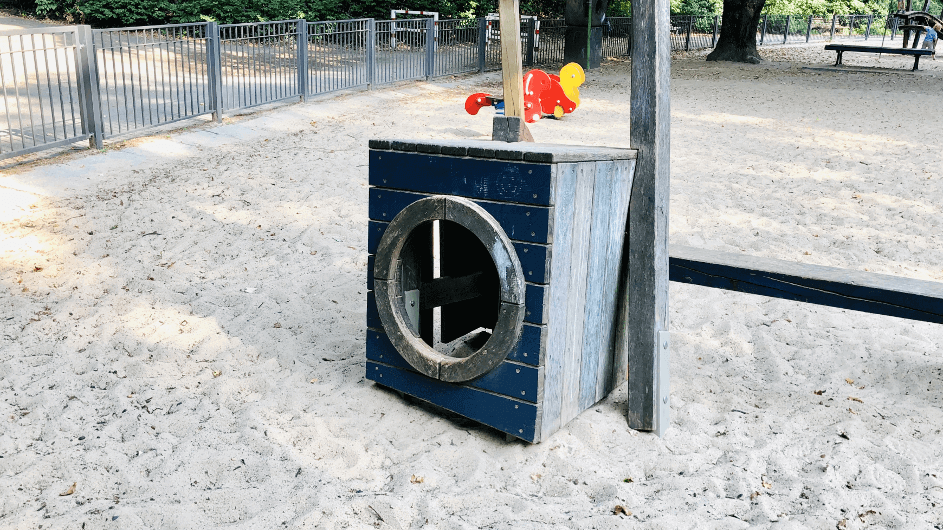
[669,244,943,325]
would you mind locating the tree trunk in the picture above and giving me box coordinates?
[707,0,766,63]
[564,0,608,68]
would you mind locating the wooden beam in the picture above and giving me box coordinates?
[669,245,943,324]
[625,0,672,436]
[498,0,525,119]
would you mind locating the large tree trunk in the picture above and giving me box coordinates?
[564,0,608,68]
[707,0,766,63]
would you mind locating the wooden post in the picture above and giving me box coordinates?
[627,0,671,436]
[498,0,525,119]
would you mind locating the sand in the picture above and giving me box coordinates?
[1,44,942,529]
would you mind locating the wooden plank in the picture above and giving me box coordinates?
[669,245,943,324]
[367,273,548,325]
[498,0,525,119]
[368,188,551,244]
[369,150,553,206]
[367,330,540,402]
[367,361,540,442]
[513,242,550,285]
[598,160,635,401]
[627,0,671,436]
[366,290,382,330]
[578,160,615,410]
[370,221,549,284]
[512,323,545,366]
[524,283,549,324]
[540,162,577,440]
[824,44,931,55]
[560,162,597,427]
[368,139,638,163]
[368,221,387,254]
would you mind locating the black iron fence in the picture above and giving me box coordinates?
[1,14,884,160]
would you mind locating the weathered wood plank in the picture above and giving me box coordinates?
[598,160,635,401]
[369,150,553,206]
[367,330,540,402]
[370,221,550,284]
[514,242,550,284]
[669,244,943,324]
[560,162,596,426]
[627,0,672,436]
[579,160,615,410]
[367,361,540,442]
[366,290,382,330]
[366,275,547,325]
[369,139,638,163]
[540,162,577,440]
[498,0,525,119]
[368,188,551,244]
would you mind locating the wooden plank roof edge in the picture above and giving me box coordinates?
[669,244,943,301]
[368,138,638,162]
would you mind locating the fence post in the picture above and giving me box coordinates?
[806,15,813,42]
[761,15,768,45]
[526,17,536,66]
[830,14,837,40]
[478,18,487,72]
[206,22,223,123]
[367,19,376,88]
[712,15,719,47]
[425,17,435,80]
[76,25,104,149]
[784,15,791,43]
[297,20,308,102]
[685,16,693,51]
[865,14,872,39]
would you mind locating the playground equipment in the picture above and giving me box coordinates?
[465,63,585,122]
[366,0,671,440]
[365,139,636,442]
[365,0,943,443]
[893,0,943,47]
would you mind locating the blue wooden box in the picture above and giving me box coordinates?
[366,139,637,442]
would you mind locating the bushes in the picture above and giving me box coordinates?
[17,0,481,26]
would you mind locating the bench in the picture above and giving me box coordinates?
[824,44,932,71]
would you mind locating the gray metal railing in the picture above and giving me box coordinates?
[0,26,98,158]
[1,14,887,161]
[307,19,369,94]
[93,23,211,138]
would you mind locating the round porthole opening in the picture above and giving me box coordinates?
[373,196,525,382]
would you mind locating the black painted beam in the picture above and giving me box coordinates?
[669,245,943,325]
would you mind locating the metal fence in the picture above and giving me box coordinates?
[0,26,96,158]
[1,14,886,161]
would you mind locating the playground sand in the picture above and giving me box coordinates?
[1,50,942,529]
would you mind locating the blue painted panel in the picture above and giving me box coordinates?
[369,220,550,284]
[509,323,544,366]
[367,361,539,442]
[368,188,551,244]
[367,255,375,290]
[368,221,386,255]
[514,242,549,285]
[366,330,540,403]
[369,150,553,206]
[366,291,382,330]
[524,283,547,324]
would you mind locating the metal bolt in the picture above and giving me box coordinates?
[410,300,415,307]
[663,396,668,404]
[521,391,525,395]
[515,369,520,373]
[663,341,668,349]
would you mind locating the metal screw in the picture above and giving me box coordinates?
[532,194,537,198]
[515,405,519,409]
[519,429,523,433]
[663,396,668,404]
[410,300,415,307]
[516,369,520,373]
[663,341,668,349]
[521,391,525,395]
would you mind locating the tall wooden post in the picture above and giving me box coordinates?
[498,0,525,118]
[626,0,671,436]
